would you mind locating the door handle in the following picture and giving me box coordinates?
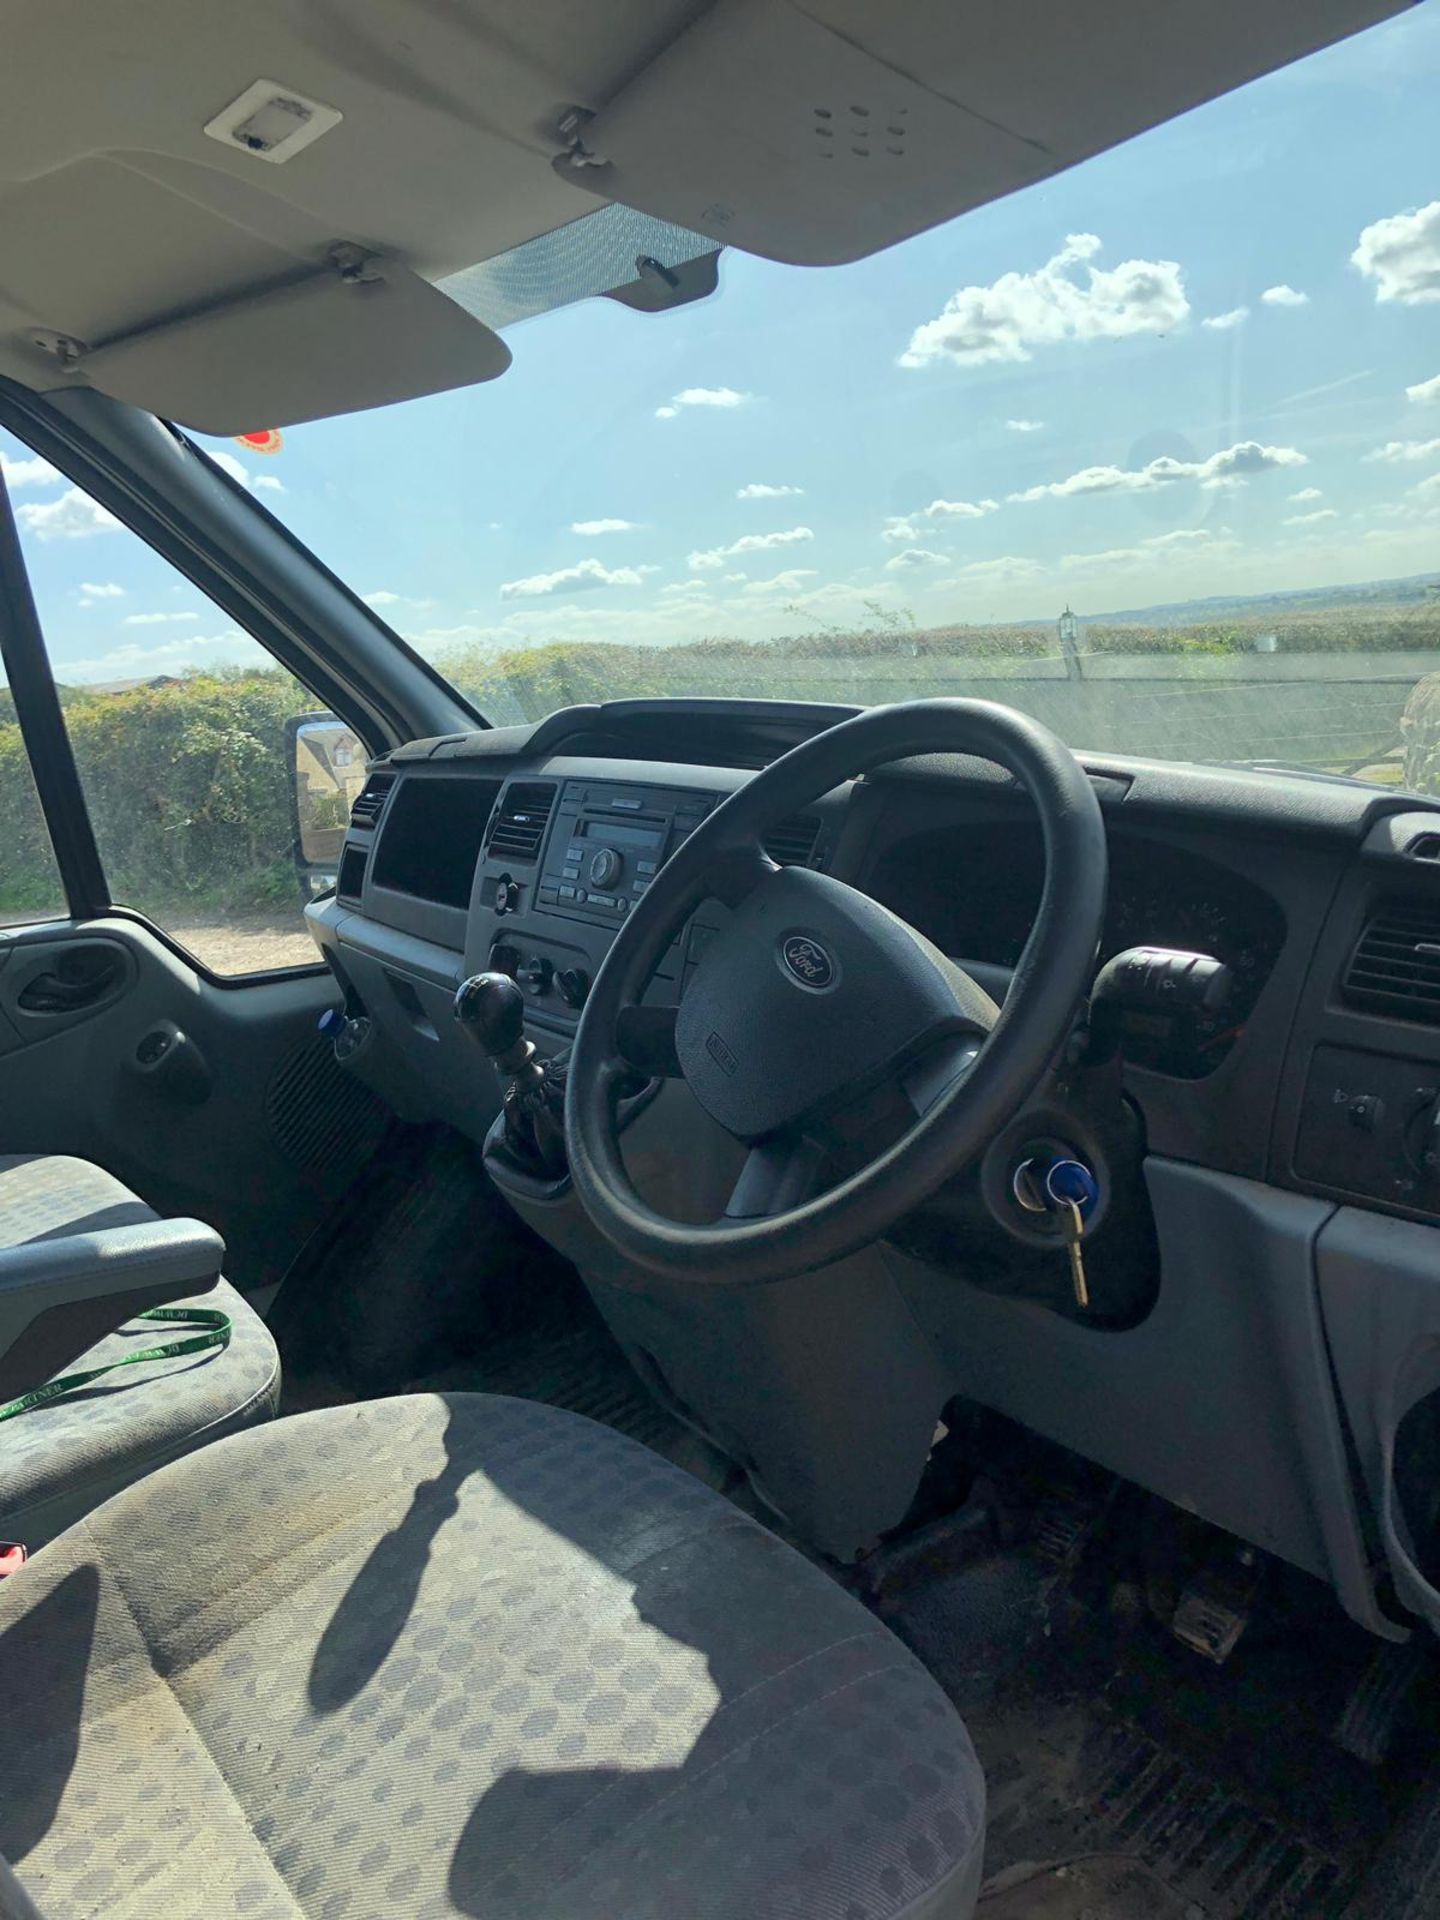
[17,955,125,1013]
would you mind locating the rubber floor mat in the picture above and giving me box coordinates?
[876,1511,1414,1919]
[413,1298,683,1455]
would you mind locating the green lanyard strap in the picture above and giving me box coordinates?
[0,1305,232,1424]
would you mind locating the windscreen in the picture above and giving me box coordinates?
[25,3,1440,795]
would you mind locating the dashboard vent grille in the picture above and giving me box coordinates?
[487,782,556,862]
[1343,894,1440,1024]
[349,771,395,829]
[763,814,822,867]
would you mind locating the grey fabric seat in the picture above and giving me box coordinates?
[0,1391,986,1919]
[0,1154,280,1547]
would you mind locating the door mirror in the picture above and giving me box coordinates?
[287,713,366,901]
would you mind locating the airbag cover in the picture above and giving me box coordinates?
[675,866,996,1140]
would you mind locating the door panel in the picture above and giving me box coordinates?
[0,917,386,1290]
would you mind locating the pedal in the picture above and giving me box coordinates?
[1033,1492,1097,1570]
[1334,1635,1430,1766]
[1171,1555,1260,1664]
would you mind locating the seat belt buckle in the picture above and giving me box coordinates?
[0,1543,27,1578]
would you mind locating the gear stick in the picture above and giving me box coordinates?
[454,971,569,1180]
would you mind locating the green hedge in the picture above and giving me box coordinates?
[5,608,1440,919]
[0,670,312,919]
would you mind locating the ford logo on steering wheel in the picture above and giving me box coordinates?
[780,935,835,990]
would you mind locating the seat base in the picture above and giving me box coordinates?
[0,1391,984,1919]
[0,1154,280,1547]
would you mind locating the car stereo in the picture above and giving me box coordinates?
[534,781,716,925]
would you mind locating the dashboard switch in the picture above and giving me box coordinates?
[1348,1093,1384,1133]
[556,967,591,1010]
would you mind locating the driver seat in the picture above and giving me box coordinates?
[0,1391,986,1919]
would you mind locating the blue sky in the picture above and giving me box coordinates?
[3,0,1440,689]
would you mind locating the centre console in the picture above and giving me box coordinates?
[474,777,735,1030]
[531,780,716,923]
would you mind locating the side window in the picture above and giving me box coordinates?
[0,710,65,929]
[4,433,336,975]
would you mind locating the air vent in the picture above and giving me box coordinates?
[337,845,367,906]
[487,781,556,862]
[1343,894,1440,1024]
[349,770,395,829]
[763,814,822,867]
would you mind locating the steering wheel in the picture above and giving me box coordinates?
[566,699,1106,1284]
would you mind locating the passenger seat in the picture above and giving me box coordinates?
[0,1154,279,1548]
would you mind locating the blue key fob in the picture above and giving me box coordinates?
[1045,1158,1098,1217]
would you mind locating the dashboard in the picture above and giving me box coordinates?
[305,697,1440,1226]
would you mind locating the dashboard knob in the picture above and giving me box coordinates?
[516,954,553,997]
[489,942,521,979]
[588,846,622,890]
[556,966,591,1009]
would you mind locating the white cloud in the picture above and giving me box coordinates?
[688,526,814,570]
[1352,199,1440,305]
[1413,472,1440,499]
[1,452,61,489]
[736,482,804,500]
[1261,284,1309,307]
[1364,437,1440,463]
[655,386,751,418]
[1202,306,1249,330]
[1057,528,1240,574]
[1009,440,1306,502]
[570,517,638,535]
[78,581,124,604]
[940,556,1045,586]
[922,497,1000,521]
[207,449,284,493]
[1283,507,1339,526]
[722,572,747,584]
[898,232,1188,370]
[122,611,201,626]
[741,569,819,594]
[499,557,649,599]
[880,517,920,544]
[883,547,946,572]
[1143,527,1220,548]
[1408,372,1440,404]
[1289,487,1324,502]
[61,629,265,683]
[1061,546,1151,572]
[362,589,434,612]
[16,487,119,540]
[1005,418,1045,432]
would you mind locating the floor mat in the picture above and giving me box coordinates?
[412,1286,686,1457]
[870,1465,1429,1920]
[273,1123,728,1482]
[979,1854,1193,1918]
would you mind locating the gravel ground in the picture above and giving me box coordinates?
[168,916,321,976]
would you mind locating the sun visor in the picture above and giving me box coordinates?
[553,0,1049,268]
[73,252,510,434]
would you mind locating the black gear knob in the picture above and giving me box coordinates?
[453,971,526,1060]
